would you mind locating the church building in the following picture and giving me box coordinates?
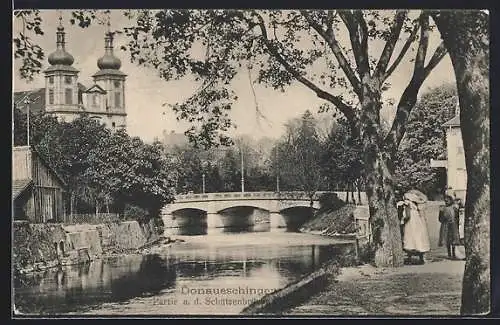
[14,17,127,129]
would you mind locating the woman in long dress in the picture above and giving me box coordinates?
[401,192,431,264]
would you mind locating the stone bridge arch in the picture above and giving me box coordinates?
[213,200,273,214]
[163,207,208,235]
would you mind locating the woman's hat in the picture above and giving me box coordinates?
[404,189,428,204]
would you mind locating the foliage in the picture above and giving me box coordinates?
[123,204,149,221]
[13,10,45,81]
[85,129,176,218]
[318,192,346,211]
[273,110,324,199]
[321,117,364,192]
[394,83,456,197]
[167,138,275,194]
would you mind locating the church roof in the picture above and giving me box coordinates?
[443,115,460,127]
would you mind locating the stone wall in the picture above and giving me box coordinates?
[13,221,67,274]
[97,219,160,251]
[13,218,161,276]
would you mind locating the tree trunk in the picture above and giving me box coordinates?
[361,80,404,268]
[357,180,362,205]
[70,193,74,220]
[432,10,490,315]
[364,152,404,267]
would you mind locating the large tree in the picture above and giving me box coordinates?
[274,110,324,204]
[85,130,177,219]
[394,83,456,197]
[321,117,364,202]
[14,9,448,267]
[430,10,490,316]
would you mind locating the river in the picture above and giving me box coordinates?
[13,232,355,316]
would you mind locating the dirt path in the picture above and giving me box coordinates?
[285,247,465,316]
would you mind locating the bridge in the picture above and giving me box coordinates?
[161,191,367,235]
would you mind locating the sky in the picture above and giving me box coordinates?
[12,10,456,143]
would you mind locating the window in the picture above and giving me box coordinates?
[457,146,464,154]
[114,80,120,88]
[112,122,116,128]
[92,94,99,106]
[115,92,121,107]
[48,89,54,104]
[48,76,54,84]
[64,76,72,84]
[65,88,72,104]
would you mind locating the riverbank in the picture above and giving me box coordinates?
[285,246,465,315]
[241,246,464,315]
[12,219,172,278]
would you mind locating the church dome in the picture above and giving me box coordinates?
[97,53,121,70]
[97,31,121,70]
[48,25,74,66]
[48,48,75,66]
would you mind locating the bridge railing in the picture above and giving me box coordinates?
[173,191,367,203]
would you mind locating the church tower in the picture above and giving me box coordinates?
[44,15,80,120]
[92,20,127,129]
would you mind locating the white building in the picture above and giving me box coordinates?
[443,113,467,202]
[432,103,467,203]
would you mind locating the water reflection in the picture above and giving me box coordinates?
[14,234,352,315]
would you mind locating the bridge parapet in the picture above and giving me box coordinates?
[173,191,367,204]
[173,191,328,203]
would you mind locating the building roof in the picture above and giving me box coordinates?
[12,146,67,188]
[12,179,33,200]
[13,88,46,114]
[13,83,88,111]
[443,115,460,127]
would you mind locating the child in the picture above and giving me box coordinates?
[438,195,461,259]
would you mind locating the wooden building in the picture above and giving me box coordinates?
[12,146,67,223]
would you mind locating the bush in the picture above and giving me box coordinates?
[123,204,149,222]
[318,192,346,211]
[152,217,165,236]
[358,241,376,265]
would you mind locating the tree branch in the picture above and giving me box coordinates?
[423,41,447,78]
[338,10,370,77]
[374,10,407,80]
[414,14,430,76]
[301,10,362,96]
[383,21,420,80]
[249,12,359,131]
[352,10,370,75]
[383,40,448,152]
